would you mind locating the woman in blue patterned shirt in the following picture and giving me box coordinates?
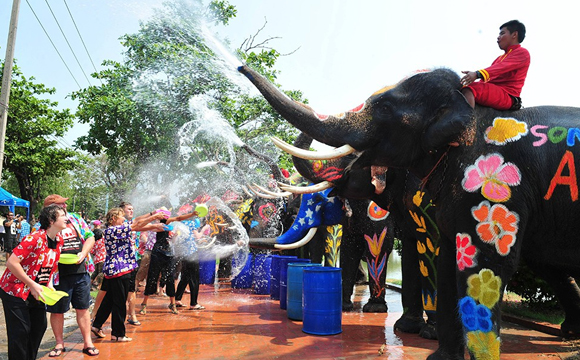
[91,208,165,342]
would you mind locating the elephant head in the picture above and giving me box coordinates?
[288,133,380,201]
[238,65,474,173]
[249,187,343,249]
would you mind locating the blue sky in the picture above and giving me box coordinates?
[1,0,579,146]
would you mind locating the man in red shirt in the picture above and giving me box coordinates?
[460,20,530,110]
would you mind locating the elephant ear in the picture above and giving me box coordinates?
[422,90,474,152]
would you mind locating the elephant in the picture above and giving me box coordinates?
[287,133,438,336]
[238,64,580,360]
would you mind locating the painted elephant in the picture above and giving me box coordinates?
[238,65,580,360]
[287,133,438,336]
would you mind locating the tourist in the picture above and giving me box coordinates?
[42,194,98,357]
[91,208,166,342]
[140,208,198,315]
[17,215,31,242]
[175,219,209,310]
[3,211,21,261]
[135,230,156,289]
[89,223,105,289]
[0,205,66,360]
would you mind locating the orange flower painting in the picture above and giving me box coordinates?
[471,201,519,256]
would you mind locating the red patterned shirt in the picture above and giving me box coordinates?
[0,229,63,300]
[91,237,106,264]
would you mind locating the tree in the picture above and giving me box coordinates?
[0,61,76,213]
[71,0,302,201]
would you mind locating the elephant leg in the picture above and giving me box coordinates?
[394,234,426,334]
[418,238,439,340]
[428,235,464,360]
[340,228,365,312]
[308,228,325,264]
[362,225,392,313]
[217,255,232,279]
[534,264,580,337]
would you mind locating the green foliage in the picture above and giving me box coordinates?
[71,0,302,200]
[207,0,237,25]
[506,260,559,309]
[0,62,76,213]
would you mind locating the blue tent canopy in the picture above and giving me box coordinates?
[0,187,30,216]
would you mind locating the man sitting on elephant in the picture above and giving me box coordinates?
[460,19,530,111]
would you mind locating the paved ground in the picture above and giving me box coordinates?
[17,280,577,360]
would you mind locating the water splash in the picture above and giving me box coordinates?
[170,197,249,278]
[179,93,244,164]
[200,24,257,96]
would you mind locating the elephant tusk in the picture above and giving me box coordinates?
[196,236,217,249]
[274,228,318,250]
[216,223,229,227]
[241,185,255,197]
[278,181,333,194]
[247,184,279,199]
[252,183,292,197]
[271,136,356,160]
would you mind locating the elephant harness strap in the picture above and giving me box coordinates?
[420,145,451,201]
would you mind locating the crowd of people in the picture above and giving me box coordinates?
[0,194,207,359]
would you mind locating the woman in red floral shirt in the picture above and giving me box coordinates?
[0,204,67,360]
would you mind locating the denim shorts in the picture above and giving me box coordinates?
[46,273,91,312]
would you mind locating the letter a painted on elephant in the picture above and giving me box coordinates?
[544,150,578,201]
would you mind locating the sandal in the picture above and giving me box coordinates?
[139,303,147,315]
[48,346,66,357]
[112,336,132,342]
[168,303,179,314]
[82,347,99,356]
[91,326,106,339]
[190,304,205,310]
[127,319,141,326]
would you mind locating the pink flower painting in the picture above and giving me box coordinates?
[462,154,521,203]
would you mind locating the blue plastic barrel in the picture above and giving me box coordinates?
[287,263,322,320]
[199,256,216,285]
[302,267,342,335]
[280,258,311,310]
[270,255,297,300]
[231,253,253,289]
[252,254,272,295]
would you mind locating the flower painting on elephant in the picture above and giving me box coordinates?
[409,191,439,317]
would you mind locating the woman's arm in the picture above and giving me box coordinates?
[131,212,166,232]
[166,211,198,225]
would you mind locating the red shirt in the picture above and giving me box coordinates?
[0,229,63,300]
[478,44,530,97]
[91,237,106,264]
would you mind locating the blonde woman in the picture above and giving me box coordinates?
[91,208,165,342]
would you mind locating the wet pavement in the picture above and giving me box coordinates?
[35,282,580,360]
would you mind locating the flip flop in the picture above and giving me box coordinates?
[91,326,106,338]
[82,347,99,356]
[127,319,141,326]
[48,346,66,357]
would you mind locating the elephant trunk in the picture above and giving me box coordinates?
[241,144,286,183]
[238,65,374,150]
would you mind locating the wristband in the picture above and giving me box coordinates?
[475,71,482,79]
